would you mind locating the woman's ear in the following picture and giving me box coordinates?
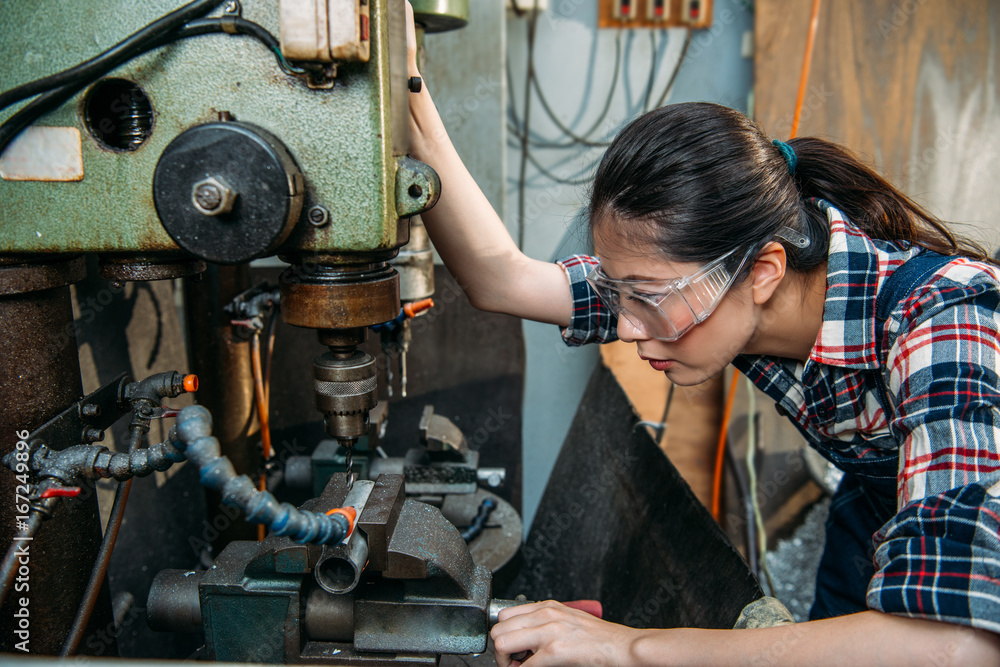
[750,242,786,305]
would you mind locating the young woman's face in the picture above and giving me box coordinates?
[593,226,759,386]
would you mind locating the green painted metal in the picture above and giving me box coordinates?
[0,0,416,258]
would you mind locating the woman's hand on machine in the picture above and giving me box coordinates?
[491,600,643,667]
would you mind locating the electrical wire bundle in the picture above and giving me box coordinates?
[506,0,693,248]
[0,0,305,157]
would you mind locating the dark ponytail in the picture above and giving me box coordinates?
[589,102,995,277]
[789,136,994,263]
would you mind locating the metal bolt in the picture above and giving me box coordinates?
[192,176,237,216]
[477,468,506,488]
[195,184,221,210]
[224,0,242,15]
[83,428,105,443]
[81,404,101,418]
[407,76,422,93]
[408,183,423,199]
[308,205,330,227]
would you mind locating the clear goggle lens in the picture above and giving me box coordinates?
[586,246,751,342]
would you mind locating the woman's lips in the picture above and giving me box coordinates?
[642,357,674,371]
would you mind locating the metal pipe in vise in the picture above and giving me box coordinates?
[172,405,354,545]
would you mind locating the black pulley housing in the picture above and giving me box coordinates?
[153,122,304,264]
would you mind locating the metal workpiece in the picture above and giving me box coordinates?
[314,481,375,594]
[390,217,435,301]
[280,262,401,330]
[153,121,304,264]
[314,349,379,441]
[172,405,352,545]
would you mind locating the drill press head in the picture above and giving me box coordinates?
[281,264,397,447]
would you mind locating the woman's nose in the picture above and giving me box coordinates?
[615,315,650,343]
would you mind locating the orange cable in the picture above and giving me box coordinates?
[711,377,740,522]
[790,0,822,139]
[250,333,272,540]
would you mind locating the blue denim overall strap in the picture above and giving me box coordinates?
[810,250,955,620]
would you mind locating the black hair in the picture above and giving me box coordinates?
[589,102,993,278]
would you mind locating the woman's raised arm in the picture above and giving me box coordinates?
[405,3,573,326]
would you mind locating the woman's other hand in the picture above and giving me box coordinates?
[491,600,643,667]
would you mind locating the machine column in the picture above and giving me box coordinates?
[0,257,116,655]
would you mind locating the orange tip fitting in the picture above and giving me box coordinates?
[183,374,199,393]
[403,298,434,319]
[326,506,358,537]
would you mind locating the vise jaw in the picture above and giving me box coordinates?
[148,474,492,664]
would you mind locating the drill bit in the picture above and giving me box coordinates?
[342,440,354,489]
[384,351,394,398]
[401,350,408,398]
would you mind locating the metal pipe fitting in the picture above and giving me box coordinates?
[124,370,193,404]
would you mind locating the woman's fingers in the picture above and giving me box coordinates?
[492,601,639,667]
[497,599,568,623]
[404,1,420,76]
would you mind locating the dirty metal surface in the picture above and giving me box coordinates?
[440,490,521,574]
[0,279,116,654]
[0,256,86,295]
[280,269,400,330]
[22,372,130,452]
[98,256,206,283]
[0,0,401,255]
[505,364,763,630]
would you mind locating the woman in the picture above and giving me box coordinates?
[406,7,1000,665]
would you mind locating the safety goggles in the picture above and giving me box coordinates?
[585,245,755,342]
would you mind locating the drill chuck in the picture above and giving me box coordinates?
[313,349,378,440]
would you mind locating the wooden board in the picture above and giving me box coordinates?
[755,0,1000,250]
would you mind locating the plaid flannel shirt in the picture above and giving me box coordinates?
[555,202,1000,633]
